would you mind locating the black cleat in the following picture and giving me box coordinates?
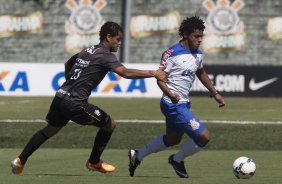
[128,149,141,177]
[168,154,189,178]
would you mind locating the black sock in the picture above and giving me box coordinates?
[88,129,113,164]
[19,130,49,165]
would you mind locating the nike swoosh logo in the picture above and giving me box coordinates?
[249,77,278,91]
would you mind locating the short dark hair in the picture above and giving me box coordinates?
[99,21,123,41]
[178,16,205,38]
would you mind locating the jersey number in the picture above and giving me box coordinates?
[70,69,82,80]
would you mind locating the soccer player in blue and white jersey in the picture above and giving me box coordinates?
[129,16,225,178]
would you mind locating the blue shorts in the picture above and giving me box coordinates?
[160,99,206,138]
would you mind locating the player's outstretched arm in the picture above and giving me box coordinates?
[113,65,167,82]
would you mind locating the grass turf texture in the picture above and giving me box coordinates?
[1,149,282,184]
[0,97,282,149]
[1,97,282,183]
[0,96,282,121]
[1,122,282,150]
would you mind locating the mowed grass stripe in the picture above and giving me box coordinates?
[0,97,282,121]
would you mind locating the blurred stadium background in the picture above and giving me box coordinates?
[0,0,282,183]
[0,0,282,97]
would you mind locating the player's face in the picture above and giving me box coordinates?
[187,29,203,51]
[108,31,122,52]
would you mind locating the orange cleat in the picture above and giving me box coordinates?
[11,157,24,175]
[86,160,115,173]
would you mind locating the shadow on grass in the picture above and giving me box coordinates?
[27,173,176,179]
[26,173,87,177]
[129,175,177,179]
[106,174,177,179]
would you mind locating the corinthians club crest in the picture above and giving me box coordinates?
[65,0,107,53]
[202,0,247,53]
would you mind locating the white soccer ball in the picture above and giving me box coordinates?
[232,156,256,179]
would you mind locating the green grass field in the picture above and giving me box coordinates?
[1,96,282,183]
[1,149,282,184]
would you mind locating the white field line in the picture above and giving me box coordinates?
[0,119,282,125]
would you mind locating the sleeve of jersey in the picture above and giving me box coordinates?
[199,61,203,69]
[105,53,123,70]
[198,55,204,69]
[163,58,173,73]
[159,49,174,73]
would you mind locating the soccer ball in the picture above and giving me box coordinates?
[232,156,256,179]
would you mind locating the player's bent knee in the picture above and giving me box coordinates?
[194,130,211,147]
[42,125,62,138]
[102,117,116,132]
[109,118,116,130]
[166,139,180,147]
[163,134,182,147]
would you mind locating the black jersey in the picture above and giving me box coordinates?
[56,43,123,102]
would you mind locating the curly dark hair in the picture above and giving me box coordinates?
[178,16,205,38]
[99,21,123,41]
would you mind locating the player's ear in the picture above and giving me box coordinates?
[105,34,112,42]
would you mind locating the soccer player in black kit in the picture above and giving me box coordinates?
[11,21,167,175]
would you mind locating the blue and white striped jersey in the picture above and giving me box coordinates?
[160,42,203,103]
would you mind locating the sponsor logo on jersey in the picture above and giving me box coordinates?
[75,58,90,67]
[202,0,247,54]
[181,69,194,77]
[65,0,107,53]
[161,49,173,64]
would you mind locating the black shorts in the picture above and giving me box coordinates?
[46,96,111,127]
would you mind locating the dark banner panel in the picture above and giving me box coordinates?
[190,65,282,97]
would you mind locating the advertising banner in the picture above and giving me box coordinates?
[0,63,162,97]
[130,11,181,38]
[0,11,43,38]
[0,63,281,97]
[191,65,282,97]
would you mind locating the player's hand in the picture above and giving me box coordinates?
[154,68,168,82]
[169,93,180,104]
[214,94,225,108]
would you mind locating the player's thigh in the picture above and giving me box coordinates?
[46,96,69,127]
[161,99,185,135]
[176,107,206,139]
[65,102,111,128]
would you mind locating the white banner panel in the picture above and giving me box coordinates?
[0,62,163,97]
